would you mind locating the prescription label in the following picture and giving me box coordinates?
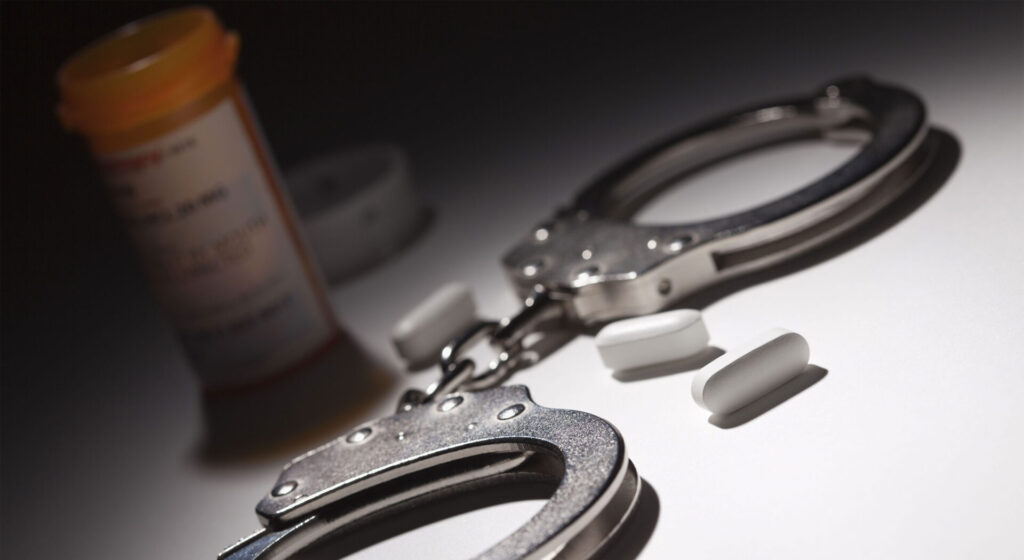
[99,96,335,390]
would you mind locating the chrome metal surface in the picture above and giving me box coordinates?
[502,76,930,324]
[416,77,929,403]
[418,286,566,403]
[220,386,639,560]
[223,76,934,560]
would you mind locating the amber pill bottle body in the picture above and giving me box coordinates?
[57,7,341,394]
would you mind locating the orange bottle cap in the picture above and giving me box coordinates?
[57,6,239,136]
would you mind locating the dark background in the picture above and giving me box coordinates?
[2,2,1022,558]
[3,1,1006,316]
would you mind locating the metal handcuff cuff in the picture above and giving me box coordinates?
[221,77,930,559]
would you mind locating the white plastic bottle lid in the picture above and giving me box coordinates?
[288,144,424,284]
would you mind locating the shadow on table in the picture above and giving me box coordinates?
[676,127,961,311]
[595,478,661,560]
[612,346,725,382]
[193,331,397,467]
[604,128,958,421]
[708,365,828,429]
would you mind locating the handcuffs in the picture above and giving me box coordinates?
[221,77,932,559]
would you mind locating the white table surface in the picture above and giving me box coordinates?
[3,4,1022,559]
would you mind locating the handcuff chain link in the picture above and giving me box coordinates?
[398,286,566,411]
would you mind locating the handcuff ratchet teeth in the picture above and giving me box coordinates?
[222,77,930,559]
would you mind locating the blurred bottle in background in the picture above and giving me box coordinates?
[56,6,382,456]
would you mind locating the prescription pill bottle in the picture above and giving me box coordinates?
[57,7,342,394]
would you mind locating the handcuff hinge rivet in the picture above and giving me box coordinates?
[497,404,526,420]
[346,427,372,443]
[271,480,298,497]
[577,266,600,281]
[522,260,544,278]
[668,235,694,253]
[438,396,464,412]
[658,279,671,296]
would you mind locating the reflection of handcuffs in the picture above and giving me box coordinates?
[221,77,931,559]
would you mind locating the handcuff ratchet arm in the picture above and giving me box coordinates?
[501,77,929,324]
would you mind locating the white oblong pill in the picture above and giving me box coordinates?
[595,309,709,371]
[392,283,478,367]
[692,328,809,415]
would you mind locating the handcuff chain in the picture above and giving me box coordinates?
[398,286,566,411]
